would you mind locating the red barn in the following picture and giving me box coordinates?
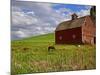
[55,13,96,44]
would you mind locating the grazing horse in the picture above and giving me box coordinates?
[23,47,29,51]
[48,46,55,52]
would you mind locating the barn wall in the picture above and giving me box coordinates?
[82,16,96,44]
[55,27,82,44]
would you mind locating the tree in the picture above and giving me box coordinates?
[90,6,96,20]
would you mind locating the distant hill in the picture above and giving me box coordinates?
[12,33,55,43]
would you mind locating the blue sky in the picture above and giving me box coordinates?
[52,4,90,11]
[11,1,92,40]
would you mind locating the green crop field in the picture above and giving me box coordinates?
[11,33,96,74]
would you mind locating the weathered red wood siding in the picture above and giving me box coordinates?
[82,16,96,44]
[55,27,82,44]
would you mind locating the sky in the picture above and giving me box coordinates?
[11,0,92,40]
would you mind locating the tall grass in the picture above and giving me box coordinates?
[11,33,96,74]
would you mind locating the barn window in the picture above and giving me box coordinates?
[59,36,62,40]
[72,34,76,39]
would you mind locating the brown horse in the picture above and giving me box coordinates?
[48,46,55,52]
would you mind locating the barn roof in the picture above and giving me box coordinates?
[55,16,86,31]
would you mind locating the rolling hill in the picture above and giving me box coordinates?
[12,33,55,43]
[11,33,96,74]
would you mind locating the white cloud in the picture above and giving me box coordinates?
[14,30,28,38]
[26,11,35,15]
[11,2,68,40]
[44,27,55,32]
[77,9,90,17]
[12,8,38,25]
[35,27,41,31]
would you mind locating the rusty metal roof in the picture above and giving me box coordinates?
[55,16,86,31]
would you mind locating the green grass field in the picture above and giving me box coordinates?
[11,33,96,74]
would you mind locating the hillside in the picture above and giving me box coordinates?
[11,33,96,74]
[12,33,55,43]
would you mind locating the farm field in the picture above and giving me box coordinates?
[11,33,96,74]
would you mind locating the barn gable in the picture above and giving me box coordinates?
[82,16,96,44]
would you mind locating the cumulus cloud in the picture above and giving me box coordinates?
[77,9,90,17]
[11,1,91,40]
[12,6,38,25]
